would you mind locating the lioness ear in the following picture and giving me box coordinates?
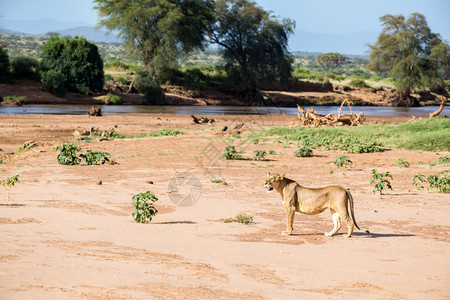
[266,172,271,178]
[280,174,285,179]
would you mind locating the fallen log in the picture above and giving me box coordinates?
[297,99,364,127]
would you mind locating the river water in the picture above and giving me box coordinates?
[0,104,449,117]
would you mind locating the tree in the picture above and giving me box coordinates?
[315,52,346,72]
[0,44,9,82]
[94,0,214,81]
[40,36,104,94]
[367,13,449,95]
[209,0,295,98]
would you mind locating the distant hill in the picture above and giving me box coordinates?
[0,19,120,44]
[1,18,379,54]
[290,30,379,56]
[39,26,121,44]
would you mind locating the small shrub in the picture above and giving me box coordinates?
[55,144,81,165]
[335,155,352,168]
[104,74,114,82]
[116,76,129,85]
[254,150,267,161]
[221,213,253,224]
[1,174,19,201]
[132,191,158,223]
[80,150,111,165]
[10,56,38,79]
[295,146,313,157]
[41,70,65,97]
[102,93,124,105]
[348,141,382,154]
[222,145,240,160]
[370,169,393,195]
[210,177,226,184]
[395,158,410,168]
[135,69,165,104]
[413,174,426,191]
[427,170,449,193]
[349,77,369,88]
[0,46,9,82]
[268,150,276,155]
[3,95,28,106]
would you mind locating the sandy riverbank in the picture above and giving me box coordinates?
[0,113,449,299]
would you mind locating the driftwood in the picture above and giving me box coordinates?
[297,100,365,127]
[88,106,102,116]
[429,96,447,118]
[191,115,215,124]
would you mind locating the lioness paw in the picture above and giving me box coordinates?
[281,231,290,236]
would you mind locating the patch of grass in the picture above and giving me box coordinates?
[221,213,253,224]
[249,117,450,152]
[3,95,28,105]
[101,93,124,105]
[145,128,182,137]
[395,158,410,168]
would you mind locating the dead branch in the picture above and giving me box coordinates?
[297,100,364,127]
[429,96,447,118]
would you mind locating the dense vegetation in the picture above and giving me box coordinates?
[0,5,448,100]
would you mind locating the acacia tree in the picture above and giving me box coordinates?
[367,13,449,95]
[315,52,346,72]
[209,0,295,98]
[94,0,214,81]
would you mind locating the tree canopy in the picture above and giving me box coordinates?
[315,52,346,72]
[40,36,104,94]
[367,13,449,95]
[94,0,214,81]
[209,0,295,94]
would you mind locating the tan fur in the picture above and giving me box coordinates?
[264,173,360,238]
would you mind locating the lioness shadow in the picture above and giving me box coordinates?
[288,232,414,238]
[351,231,414,238]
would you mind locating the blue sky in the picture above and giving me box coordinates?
[0,0,449,54]
[1,0,449,37]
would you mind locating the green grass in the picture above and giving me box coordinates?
[249,117,450,152]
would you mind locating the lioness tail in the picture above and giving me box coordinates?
[346,190,360,230]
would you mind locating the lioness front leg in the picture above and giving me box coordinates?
[282,207,295,236]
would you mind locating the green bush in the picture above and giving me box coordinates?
[132,191,158,223]
[134,69,165,104]
[0,46,9,82]
[370,169,393,195]
[222,145,240,160]
[295,146,313,157]
[101,93,124,105]
[116,76,129,85]
[41,70,65,97]
[349,77,369,88]
[104,74,114,82]
[10,56,38,79]
[3,95,28,106]
[253,150,267,161]
[55,144,81,165]
[184,67,207,82]
[104,59,131,70]
[40,36,104,95]
[80,150,111,165]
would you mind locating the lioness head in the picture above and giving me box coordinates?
[264,173,285,193]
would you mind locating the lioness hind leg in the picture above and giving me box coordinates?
[324,210,341,237]
[342,215,354,238]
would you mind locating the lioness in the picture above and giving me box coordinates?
[264,173,360,237]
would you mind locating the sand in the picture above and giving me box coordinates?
[0,113,449,299]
